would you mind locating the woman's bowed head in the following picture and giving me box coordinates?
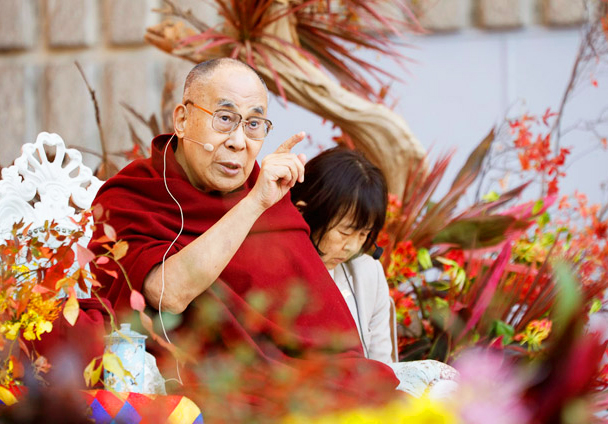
[291,147,393,363]
[291,147,388,270]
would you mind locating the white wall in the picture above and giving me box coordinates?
[262,26,608,205]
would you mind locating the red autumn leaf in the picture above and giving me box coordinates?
[518,152,530,171]
[93,235,113,244]
[85,276,101,288]
[37,246,53,260]
[96,256,110,265]
[55,277,75,291]
[31,284,52,294]
[59,247,75,269]
[75,269,89,293]
[10,355,25,378]
[77,244,96,269]
[16,290,32,317]
[17,339,30,358]
[130,290,146,312]
[541,108,558,126]
[102,268,118,279]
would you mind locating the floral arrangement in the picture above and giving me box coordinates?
[1,1,606,422]
[380,105,608,364]
[0,206,142,390]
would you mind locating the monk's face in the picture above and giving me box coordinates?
[176,65,268,192]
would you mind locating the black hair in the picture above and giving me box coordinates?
[291,147,388,254]
[184,58,267,95]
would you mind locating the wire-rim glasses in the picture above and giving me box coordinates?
[184,100,273,141]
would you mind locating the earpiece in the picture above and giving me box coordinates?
[184,136,214,152]
[372,243,384,260]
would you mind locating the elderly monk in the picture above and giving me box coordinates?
[89,58,399,410]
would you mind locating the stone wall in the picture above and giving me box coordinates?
[0,0,588,169]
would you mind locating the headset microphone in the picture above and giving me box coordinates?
[184,136,214,152]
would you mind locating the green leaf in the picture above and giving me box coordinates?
[532,199,544,215]
[590,298,602,315]
[455,268,467,290]
[537,212,551,227]
[553,262,582,333]
[434,297,449,309]
[436,257,458,268]
[431,297,450,329]
[491,320,515,345]
[541,232,556,246]
[428,280,451,291]
[433,215,517,249]
[482,191,500,202]
[417,248,432,270]
[428,331,450,362]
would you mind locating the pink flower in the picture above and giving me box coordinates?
[451,349,531,424]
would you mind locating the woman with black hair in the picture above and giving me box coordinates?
[292,147,459,397]
[291,146,395,364]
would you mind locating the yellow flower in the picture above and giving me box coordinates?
[27,293,61,323]
[38,320,53,337]
[0,322,21,340]
[21,314,54,341]
[514,319,552,351]
[283,396,459,424]
[398,396,459,423]
[23,320,36,341]
[11,264,30,276]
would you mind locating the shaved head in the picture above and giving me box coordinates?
[183,58,267,101]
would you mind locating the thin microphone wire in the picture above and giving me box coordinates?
[160,133,184,385]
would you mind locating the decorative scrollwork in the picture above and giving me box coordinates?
[0,132,104,298]
[0,132,102,233]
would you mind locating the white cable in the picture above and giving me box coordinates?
[159,133,184,385]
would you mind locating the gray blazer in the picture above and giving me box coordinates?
[331,254,395,364]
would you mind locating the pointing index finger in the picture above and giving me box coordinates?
[275,132,306,154]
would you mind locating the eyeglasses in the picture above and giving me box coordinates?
[184,100,273,141]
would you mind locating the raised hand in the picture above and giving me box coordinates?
[250,131,307,210]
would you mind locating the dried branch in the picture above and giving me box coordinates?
[552,1,608,153]
[75,61,107,164]
[75,61,119,179]
[159,0,210,33]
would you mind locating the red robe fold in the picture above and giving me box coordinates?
[89,134,398,410]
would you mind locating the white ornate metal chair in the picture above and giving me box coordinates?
[0,132,103,297]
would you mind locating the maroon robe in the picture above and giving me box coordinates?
[89,134,398,410]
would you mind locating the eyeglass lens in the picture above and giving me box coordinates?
[212,110,269,140]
